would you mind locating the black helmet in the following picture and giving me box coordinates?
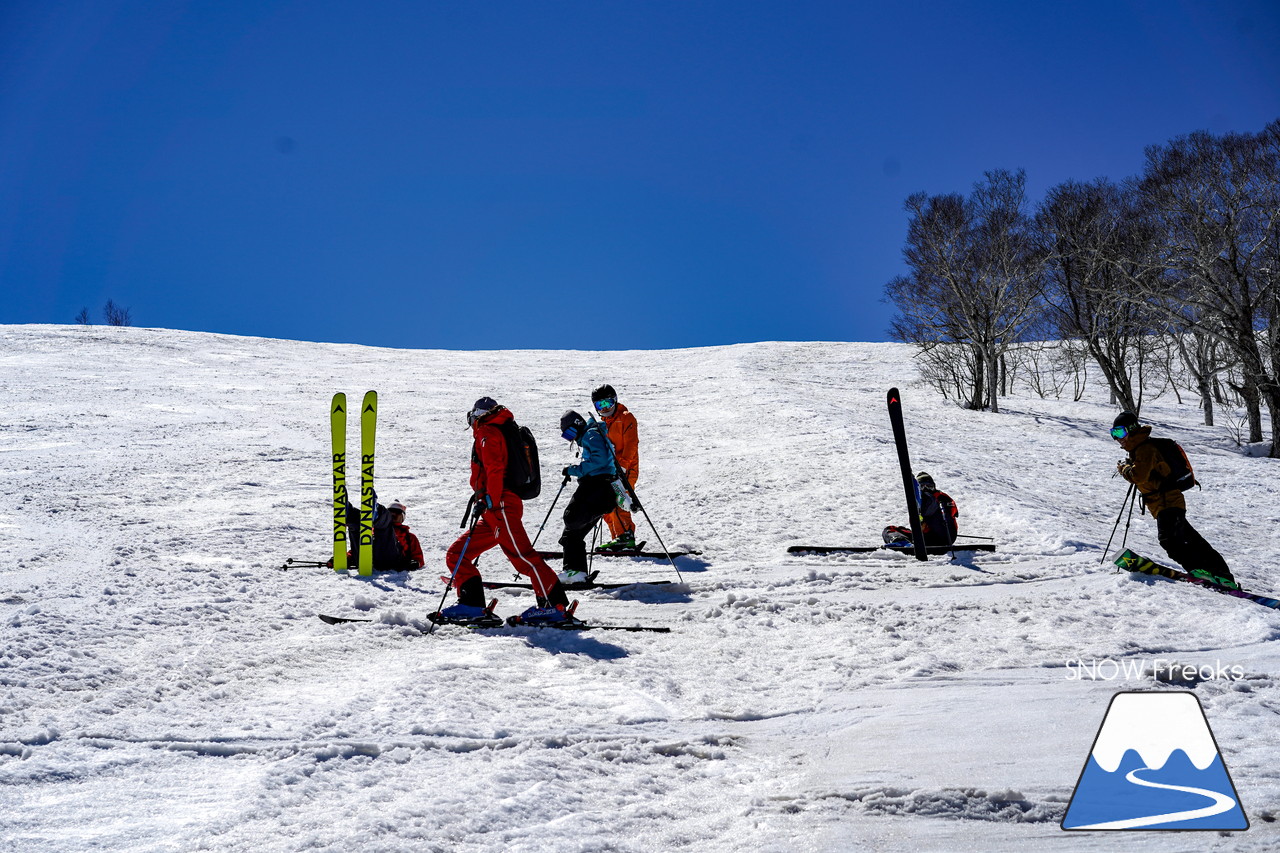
[916,472,936,491]
[592,384,618,415]
[1112,411,1139,430]
[467,396,500,427]
[1111,411,1140,440]
[560,410,587,441]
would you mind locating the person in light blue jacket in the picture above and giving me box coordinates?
[557,410,622,582]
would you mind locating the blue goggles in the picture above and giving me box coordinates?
[1110,425,1130,440]
[593,397,616,413]
[561,427,579,441]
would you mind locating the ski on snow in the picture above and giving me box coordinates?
[887,387,928,561]
[357,390,377,577]
[481,571,679,591]
[787,543,997,555]
[330,393,348,571]
[318,612,670,633]
[321,598,668,632]
[535,548,701,560]
[1116,549,1280,610]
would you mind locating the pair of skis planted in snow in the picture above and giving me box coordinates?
[331,391,378,577]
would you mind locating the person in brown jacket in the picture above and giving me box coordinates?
[1111,411,1234,583]
[592,384,640,551]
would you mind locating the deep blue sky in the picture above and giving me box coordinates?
[2,1,1278,350]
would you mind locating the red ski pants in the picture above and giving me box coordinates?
[445,497,559,600]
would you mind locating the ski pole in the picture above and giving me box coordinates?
[428,497,484,636]
[459,495,477,529]
[1119,485,1138,554]
[587,519,601,574]
[955,534,995,541]
[1100,482,1137,564]
[531,474,571,548]
[280,559,331,570]
[621,479,684,583]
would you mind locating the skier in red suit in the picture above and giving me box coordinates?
[441,397,569,624]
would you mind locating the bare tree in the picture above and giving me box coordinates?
[103,299,133,327]
[1035,178,1165,414]
[1137,121,1280,455]
[74,307,91,325]
[886,170,1044,412]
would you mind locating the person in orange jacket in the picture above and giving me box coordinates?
[592,384,640,551]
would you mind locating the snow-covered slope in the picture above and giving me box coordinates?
[1,325,1277,852]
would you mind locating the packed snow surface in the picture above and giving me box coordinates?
[2,325,1278,852]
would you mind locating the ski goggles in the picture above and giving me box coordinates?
[593,397,617,413]
[561,427,579,442]
[1110,425,1130,440]
[467,407,492,427]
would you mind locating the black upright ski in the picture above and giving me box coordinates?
[887,387,927,562]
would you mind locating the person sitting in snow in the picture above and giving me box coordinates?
[883,472,959,547]
[334,496,423,570]
[383,501,424,569]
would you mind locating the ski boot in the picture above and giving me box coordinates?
[1188,569,1241,591]
[557,569,598,589]
[429,599,503,628]
[507,600,587,629]
[598,531,637,553]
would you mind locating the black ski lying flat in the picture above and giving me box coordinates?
[481,579,678,591]
[536,549,702,559]
[285,558,424,572]
[490,621,671,633]
[787,543,996,555]
[319,613,669,632]
[318,613,373,624]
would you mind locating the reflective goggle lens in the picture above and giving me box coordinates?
[594,397,616,412]
[1110,425,1129,440]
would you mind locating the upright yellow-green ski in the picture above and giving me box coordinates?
[358,390,378,576]
[331,393,348,571]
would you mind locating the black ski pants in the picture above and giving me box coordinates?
[559,476,619,572]
[1156,507,1233,581]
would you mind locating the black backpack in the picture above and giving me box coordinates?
[1147,437,1198,493]
[496,418,541,500]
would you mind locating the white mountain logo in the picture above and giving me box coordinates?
[1062,691,1248,831]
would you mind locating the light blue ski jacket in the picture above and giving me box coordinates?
[566,418,617,479]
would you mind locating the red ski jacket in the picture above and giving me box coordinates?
[392,523,424,567]
[470,407,515,504]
